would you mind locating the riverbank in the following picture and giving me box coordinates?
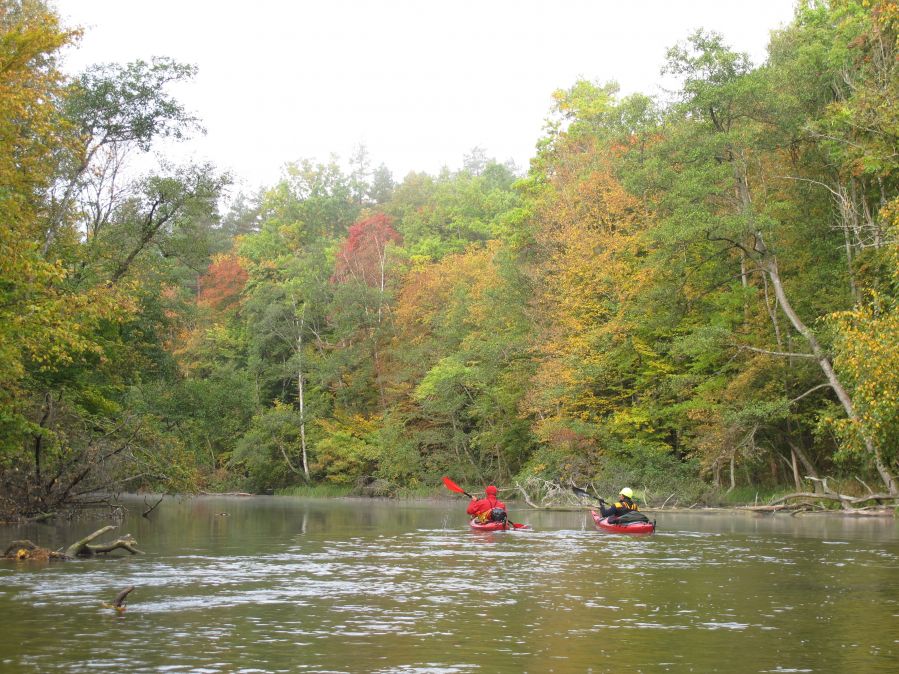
[274,483,896,518]
[5,482,893,525]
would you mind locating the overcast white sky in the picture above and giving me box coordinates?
[54,0,796,192]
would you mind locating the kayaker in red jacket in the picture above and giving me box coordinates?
[466,485,507,523]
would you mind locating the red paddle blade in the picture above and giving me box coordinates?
[442,476,465,494]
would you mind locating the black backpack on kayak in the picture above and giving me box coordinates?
[613,510,650,524]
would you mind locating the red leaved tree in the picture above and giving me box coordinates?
[331,213,403,411]
[332,213,402,289]
[198,255,249,311]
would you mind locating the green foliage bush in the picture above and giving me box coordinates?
[589,443,707,506]
[232,402,306,492]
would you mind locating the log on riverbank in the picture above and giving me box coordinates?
[742,503,896,516]
[744,476,899,514]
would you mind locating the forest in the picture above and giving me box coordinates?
[1,0,897,520]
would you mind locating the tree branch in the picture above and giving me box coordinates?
[789,383,833,405]
[738,345,818,359]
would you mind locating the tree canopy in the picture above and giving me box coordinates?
[1,0,897,518]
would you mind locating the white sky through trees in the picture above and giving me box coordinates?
[54,0,796,192]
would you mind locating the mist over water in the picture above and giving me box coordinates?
[2,497,897,672]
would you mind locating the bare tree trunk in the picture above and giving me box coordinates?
[790,448,802,491]
[761,273,783,351]
[296,306,309,480]
[789,440,820,482]
[374,237,389,411]
[31,391,56,489]
[761,252,897,494]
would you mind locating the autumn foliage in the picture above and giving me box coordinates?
[3,0,898,518]
[333,213,402,286]
[198,255,249,310]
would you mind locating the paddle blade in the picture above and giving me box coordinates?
[442,476,473,498]
[571,485,593,500]
[442,476,465,493]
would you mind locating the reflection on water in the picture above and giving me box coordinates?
[1,497,897,673]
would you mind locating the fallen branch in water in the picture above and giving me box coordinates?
[4,525,143,561]
[113,585,134,607]
[65,526,143,557]
[101,585,136,613]
[142,495,164,518]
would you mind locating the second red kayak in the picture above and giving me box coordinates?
[591,510,655,534]
[469,519,530,531]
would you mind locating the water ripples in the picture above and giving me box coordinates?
[2,506,898,673]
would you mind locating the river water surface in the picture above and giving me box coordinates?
[1,496,897,673]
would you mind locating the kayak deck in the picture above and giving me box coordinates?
[469,519,530,531]
[591,510,655,534]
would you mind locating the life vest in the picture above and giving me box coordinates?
[476,507,507,523]
[615,496,638,511]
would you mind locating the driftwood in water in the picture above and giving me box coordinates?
[112,585,135,607]
[4,525,143,561]
[64,525,143,557]
[100,585,136,613]
[142,495,164,518]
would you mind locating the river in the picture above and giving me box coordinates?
[1,496,897,673]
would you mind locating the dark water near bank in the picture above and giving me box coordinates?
[1,497,897,673]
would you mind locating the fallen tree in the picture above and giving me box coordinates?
[3,525,143,561]
[744,477,899,515]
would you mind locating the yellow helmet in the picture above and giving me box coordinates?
[619,487,634,498]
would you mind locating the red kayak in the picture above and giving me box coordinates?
[591,510,655,534]
[469,519,530,531]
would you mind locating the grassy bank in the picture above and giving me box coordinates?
[277,484,356,498]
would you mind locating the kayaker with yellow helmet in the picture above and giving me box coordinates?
[598,487,639,523]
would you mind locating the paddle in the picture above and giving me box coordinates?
[442,476,528,530]
[571,485,607,510]
[442,476,473,499]
[571,486,650,525]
